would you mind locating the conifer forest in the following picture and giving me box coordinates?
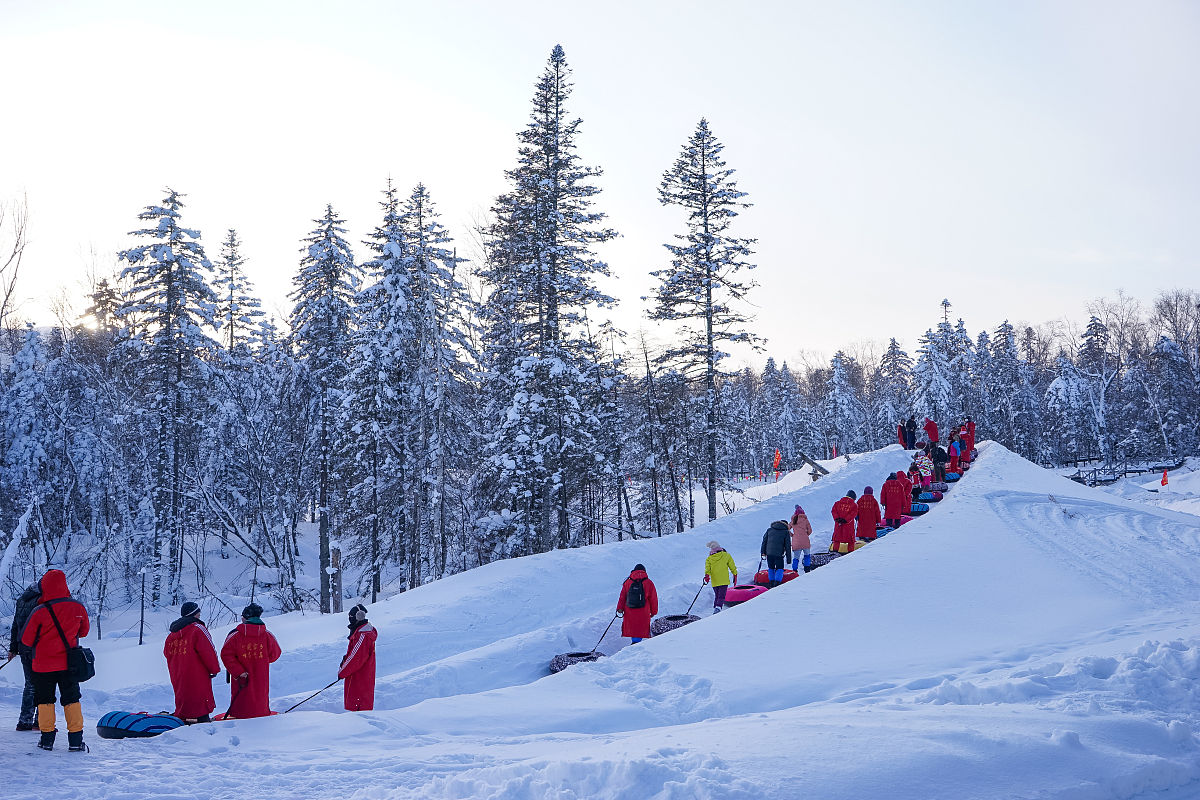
[1,46,1197,616]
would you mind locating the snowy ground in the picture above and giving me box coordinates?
[4,443,1200,799]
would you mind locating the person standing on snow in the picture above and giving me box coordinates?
[788,505,813,573]
[905,416,917,450]
[338,604,377,711]
[830,490,860,553]
[760,520,792,588]
[220,603,281,719]
[616,564,658,643]
[897,468,915,514]
[931,441,949,483]
[857,487,882,540]
[703,542,738,613]
[915,448,935,488]
[20,568,90,752]
[164,601,221,723]
[947,432,962,474]
[8,582,41,731]
[881,473,907,528]
[923,417,939,445]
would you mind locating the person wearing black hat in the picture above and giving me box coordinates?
[164,601,221,723]
[616,564,657,643]
[338,604,377,711]
[219,603,281,719]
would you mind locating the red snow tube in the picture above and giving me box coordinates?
[752,569,798,586]
[897,515,914,526]
[723,583,768,605]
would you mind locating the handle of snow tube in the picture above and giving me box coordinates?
[282,679,341,714]
[591,612,619,653]
[684,582,705,615]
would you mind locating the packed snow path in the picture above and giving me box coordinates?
[5,443,1200,799]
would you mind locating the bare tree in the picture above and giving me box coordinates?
[0,193,29,332]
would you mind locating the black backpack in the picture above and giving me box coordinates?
[626,578,646,609]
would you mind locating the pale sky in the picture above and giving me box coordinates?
[1,0,1197,367]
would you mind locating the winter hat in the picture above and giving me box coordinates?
[241,602,264,620]
[846,489,857,500]
[888,473,896,480]
[794,504,804,515]
[864,486,874,495]
[633,563,646,573]
[180,601,201,618]
[706,540,721,551]
[348,604,368,624]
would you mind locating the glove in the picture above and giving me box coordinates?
[835,518,847,525]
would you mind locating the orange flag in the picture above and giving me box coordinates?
[773,448,782,470]
[1162,469,1169,486]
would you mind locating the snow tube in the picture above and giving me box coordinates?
[897,514,914,526]
[650,614,701,636]
[808,552,844,569]
[723,583,768,605]
[929,481,949,492]
[96,711,185,740]
[909,502,930,515]
[874,527,893,537]
[945,472,961,482]
[918,491,943,502]
[549,651,604,673]
[753,569,799,586]
[829,540,868,554]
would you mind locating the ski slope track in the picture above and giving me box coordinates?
[6,443,1200,799]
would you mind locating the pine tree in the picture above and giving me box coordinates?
[116,188,218,602]
[213,229,264,352]
[477,45,618,555]
[289,204,360,613]
[651,117,757,521]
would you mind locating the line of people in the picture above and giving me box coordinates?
[8,569,381,751]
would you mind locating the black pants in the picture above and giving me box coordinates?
[765,554,785,571]
[19,651,36,723]
[886,518,901,527]
[32,670,81,706]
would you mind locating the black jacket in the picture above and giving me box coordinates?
[9,585,40,654]
[761,521,792,559]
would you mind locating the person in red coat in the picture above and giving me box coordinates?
[616,564,658,643]
[881,473,907,527]
[164,601,220,723]
[220,603,281,719]
[20,569,89,752]
[856,487,882,540]
[923,417,939,445]
[896,423,905,448]
[896,469,914,515]
[964,417,976,459]
[830,491,859,552]
[338,604,377,711]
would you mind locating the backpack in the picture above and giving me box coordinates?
[626,578,646,609]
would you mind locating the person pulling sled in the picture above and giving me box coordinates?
[164,601,221,724]
[616,565,658,643]
[760,520,792,587]
[703,542,738,612]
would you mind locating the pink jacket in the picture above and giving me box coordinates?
[789,513,812,550]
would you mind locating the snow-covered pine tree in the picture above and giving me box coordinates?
[399,183,477,581]
[651,117,758,521]
[911,328,955,431]
[1076,315,1118,464]
[213,229,264,352]
[289,203,360,613]
[822,351,868,456]
[116,188,218,602]
[874,338,913,446]
[477,45,617,556]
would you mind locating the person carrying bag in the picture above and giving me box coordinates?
[20,568,92,752]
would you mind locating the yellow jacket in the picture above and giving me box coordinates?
[704,549,738,587]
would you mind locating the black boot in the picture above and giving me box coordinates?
[68,730,88,752]
[37,730,55,751]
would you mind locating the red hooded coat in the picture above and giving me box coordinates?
[897,471,914,513]
[616,569,658,638]
[881,478,907,520]
[20,569,89,674]
[831,496,859,551]
[164,618,221,719]
[897,424,906,447]
[220,621,282,719]
[923,418,939,444]
[856,494,882,539]
[338,622,377,711]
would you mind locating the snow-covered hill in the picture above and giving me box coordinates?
[5,442,1200,799]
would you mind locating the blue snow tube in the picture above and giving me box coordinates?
[875,527,894,537]
[96,711,186,739]
[945,472,961,482]
[918,491,943,502]
[909,502,930,515]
